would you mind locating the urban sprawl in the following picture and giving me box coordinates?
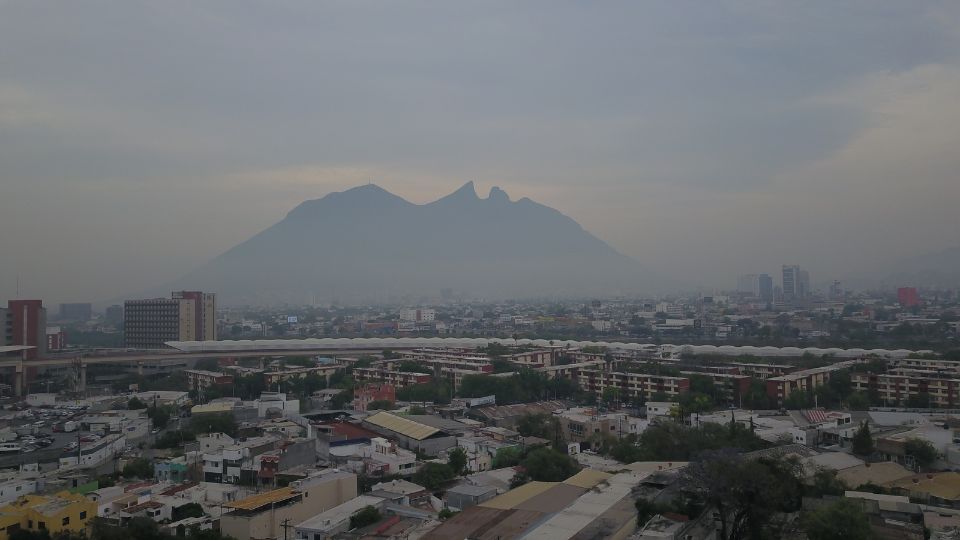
[0,271,959,539]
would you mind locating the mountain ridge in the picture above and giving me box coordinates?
[169,183,664,305]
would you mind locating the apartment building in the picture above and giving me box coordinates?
[729,362,797,379]
[852,372,960,407]
[680,371,752,403]
[577,369,690,402]
[766,361,860,406]
[185,370,234,392]
[353,367,431,388]
[353,384,396,412]
[263,365,339,388]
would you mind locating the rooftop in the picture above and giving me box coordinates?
[223,487,297,511]
[364,411,440,440]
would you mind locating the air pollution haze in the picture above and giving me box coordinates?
[2,2,960,304]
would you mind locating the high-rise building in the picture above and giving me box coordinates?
[897,287,920,308]
[782,265,808,300]
[58,302,92,321]
[829,281,843,300]
[757,274,774,303]
[124,291,216,349]
[737,274,759,295]
[1,299,47,359]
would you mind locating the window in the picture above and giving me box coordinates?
[38,522,45,530]
[62,517,69,526]
[80,511,87,520]
[27,520,32,529]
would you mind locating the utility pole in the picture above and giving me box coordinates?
[280,518,292,540]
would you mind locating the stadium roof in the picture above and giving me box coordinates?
[165,338,922,358]
[364,411,439,440]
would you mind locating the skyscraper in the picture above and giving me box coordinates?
[782,265,800,300]
[737,274,759,295]
[757,274,774,303]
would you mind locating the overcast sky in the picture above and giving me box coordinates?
[2,2,960,304]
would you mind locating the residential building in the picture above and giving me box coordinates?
[220,469,358,540]
[852,372,960,407]
[353,384,396,412]
[400,308,435,322]
[0,492,97,540]
[577,369,690,402]
[45,326,66,351]
[185,370,234,392]
[766,361,860,406]
[353,367,431,388]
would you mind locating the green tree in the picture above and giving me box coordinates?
[413,463,456,490]
[366,400,395,410]
[904,438,939,469]
[851,422,874,456]
[190,413,238,437]
[127,397,147,410]
[801,498,872,540]
[349,505,382,529]
[520,447,581,482]
[122,458,155,479]
[492,447,522,469]
[846,392,871,411]
[680,450,804,540]
[171,502,206,522]
[438,508,459,520]
[447,447,468,476]
[808,469,847,497]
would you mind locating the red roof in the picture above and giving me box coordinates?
[319,421,381,440]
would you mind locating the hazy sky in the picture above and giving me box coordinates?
[3,2,960,304]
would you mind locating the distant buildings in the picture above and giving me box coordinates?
[898,287,920,308]
[58,302,92,321]
[124,291,216,348]
[400,308,435,323]
[737,273,774,303]
[104,304,123,325]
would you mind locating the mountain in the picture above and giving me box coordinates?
[171,182,665,305]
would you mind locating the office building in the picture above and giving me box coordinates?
[782,265,809,300]
[124,291,216,349]
[1,299,46,359]
[737,274,759,295]
[58,303,92,321]
[757,274,774,302]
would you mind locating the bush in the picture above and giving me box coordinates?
[349,505,381,529]
[122,458,154,479]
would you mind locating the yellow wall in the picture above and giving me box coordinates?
[0,492,97,540]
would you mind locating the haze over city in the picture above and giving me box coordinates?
[3,2,960,304]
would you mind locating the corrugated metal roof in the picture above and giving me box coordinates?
[479,481,557,510]
[563,469,613,489]
[365,412,439,440]
[224,487,297,510]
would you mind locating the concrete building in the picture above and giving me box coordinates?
[293,495,385,539]
[577,369,690,402]
[220,469,358,540]
[185,370,234,392]
[852,372,960,407]
[353,384,396,412]
[766,361,860,406]
[124,291,216,349]
[353,367,431,388]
